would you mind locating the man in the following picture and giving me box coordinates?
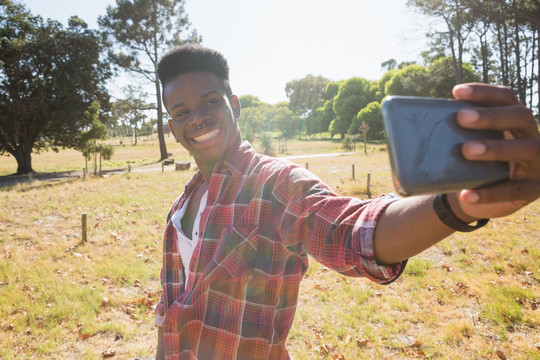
[155,44,540,359]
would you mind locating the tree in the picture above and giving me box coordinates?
[99,0,200,161]
[351,102,384,141]
[408,0,476,84]
[331,78,376,139]
[0,1,111,174]
[274,102,297,139]
[385,64,431,97]
[381,59,398,71]
[285,74,329,118]
[239,95,264,109]
[428,57,480,97]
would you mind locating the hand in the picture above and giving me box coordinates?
[451,83,540,219]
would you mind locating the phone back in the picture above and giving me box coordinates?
[381,96,509,196]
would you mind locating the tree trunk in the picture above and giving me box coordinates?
[14,145,34,175]
[533,7,540,115]
[496,21,508,85]
[153,1,168,161]
[513,2,525,104]
[155,77,167,160]
[529,29,536,107]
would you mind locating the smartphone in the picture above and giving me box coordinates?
[381,96,509,196]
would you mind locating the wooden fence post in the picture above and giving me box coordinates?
[367,173,372,198]
[352,164,355,180]
[81,213,87,243]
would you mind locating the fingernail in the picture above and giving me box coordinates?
[464,191,480,203]
[466,142,487,156]
[459,109,479,125]
[454,84,473,97]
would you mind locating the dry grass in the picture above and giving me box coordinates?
[0,139,539,359]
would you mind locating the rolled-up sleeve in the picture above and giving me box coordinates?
[274,166,407,285]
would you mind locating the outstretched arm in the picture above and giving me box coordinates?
[374,83,540,265]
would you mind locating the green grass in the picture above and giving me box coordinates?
[0,139,539,359]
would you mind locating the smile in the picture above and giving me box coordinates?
[192,129,220,143]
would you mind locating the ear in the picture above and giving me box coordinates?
[168,119,177,138]
[229,95,241,119]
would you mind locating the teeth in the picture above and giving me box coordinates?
[193,129,220,143]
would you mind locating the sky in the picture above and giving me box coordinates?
[21,0,432,104]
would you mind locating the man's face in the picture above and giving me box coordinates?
[164,72,240,166]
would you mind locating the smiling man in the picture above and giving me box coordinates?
[154,44,540,360]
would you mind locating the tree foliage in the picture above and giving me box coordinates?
[351,102,384,140]
[285,74,329,118]
[331,78,376,138]
[408,0,540,113]
[0,0,111,174]
[99,0,200,160]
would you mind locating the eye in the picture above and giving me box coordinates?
[174,109,189,120]
[206,97,221,106]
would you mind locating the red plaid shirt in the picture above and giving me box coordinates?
[156,142,406,359]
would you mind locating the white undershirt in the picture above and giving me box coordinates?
[170,190,208,286]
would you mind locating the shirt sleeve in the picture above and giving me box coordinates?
[273,165,407,285]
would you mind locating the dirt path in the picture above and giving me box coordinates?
[0,152,358,188]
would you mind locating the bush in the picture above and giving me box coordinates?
[341,135,356,152]
[260,132,275,156]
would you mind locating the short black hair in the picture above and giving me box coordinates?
[158,44,233,96]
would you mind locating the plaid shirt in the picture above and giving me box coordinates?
[156,142,406,359]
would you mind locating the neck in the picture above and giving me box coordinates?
[195,135,242,184]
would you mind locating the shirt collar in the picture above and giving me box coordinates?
[215,141,257,180]
[183,141,256,195]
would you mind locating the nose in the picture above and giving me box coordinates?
[190,106,210,128]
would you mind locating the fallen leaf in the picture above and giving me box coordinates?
[535,342,540,350]
[410,340,420,347]
[6,323,14,331]
[442,265,453,272]
[437,299,445,306]
[101,298,110,307]
[313,328,323,340]
[134,279,142,287]
[319,344,330,355]
[521,249,529,255]
[102,349,116,358]
[331,349,345,360]
[79,333,91,340]
[496,349,507,359]
[314,283,333,291]
[122,306,136,315]
[356,338,369,348]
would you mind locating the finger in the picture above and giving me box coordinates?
[462,138,540,162]
[460,179,540,205]
[457,105,538,139]
[453,83,519,106]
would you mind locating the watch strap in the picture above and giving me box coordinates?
[433,193,489,232]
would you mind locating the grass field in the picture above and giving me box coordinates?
[0,138,539,359]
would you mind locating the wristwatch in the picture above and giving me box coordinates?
[433,193,489,232]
